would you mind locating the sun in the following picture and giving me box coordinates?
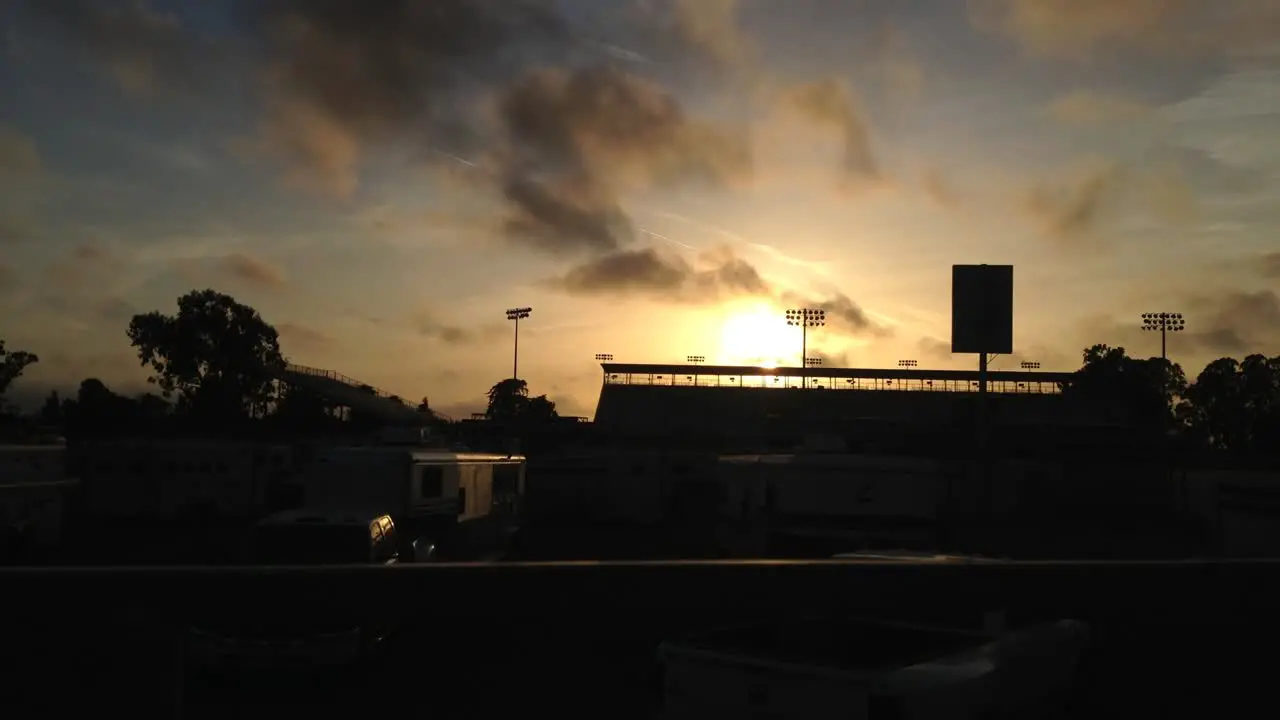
[717,303,795,367]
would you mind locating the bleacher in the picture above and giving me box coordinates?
[593,384,1092,437]
[273,364,450,425]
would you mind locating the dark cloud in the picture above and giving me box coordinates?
[413,312,506,345]
[223,253,287,288]
[74,243,109,262]
[779,290,887,336]
[277,321,333,351]
[1024,161,1123,244]
[500,174,634,255]
[1261,253,1280,279]
[546,245,888,337]
[496,65,751,254]
[95,297,137,323]
[1185,290,1280,355]
[22,0,204,97]
[1077,290,1280,362]
[783,79,881,184]
[545,246,768,302]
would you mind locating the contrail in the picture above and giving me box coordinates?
[638,227,697,250]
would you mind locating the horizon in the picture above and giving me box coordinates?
[2,0,1278,419]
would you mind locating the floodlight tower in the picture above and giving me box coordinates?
[686,355,705,365]
[1141,312,1184,360]
[898,359,918,368]
[505,307,532,379]
[1020,361,1040,371]
[595,353,613,384]
[804,356,823,388]
[786,308,825,384]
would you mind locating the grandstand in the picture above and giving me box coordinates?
[592,363,1091,443]
[273,364,451,425]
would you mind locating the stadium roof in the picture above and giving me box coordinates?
[599,363,1072,385]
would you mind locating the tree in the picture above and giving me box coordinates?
[0,339,38,399]
[1061,344,1186,430]
[485,378,560,424]
[127,289,286,421]
[486,378,530,422]
[64,378,139,438]
[39,391,63,426]
[1183,354,1280,454]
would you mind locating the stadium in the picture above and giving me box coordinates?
[589,362,1110,454]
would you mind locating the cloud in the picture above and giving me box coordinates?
[1045,89,1155,125]
[969,0,1280,61]
[413,311,506,346]
[545,244,889,337]
[920,168,960,207]
[782,79,881,185]
[496,66,751,254]
[22,0,203,97]
[1077,290,1280,362]
[277,321,333,352]
[0,124,42,177]
[0,212,40,245]
[223,253,287,289]
[544,245,768,302]
[238,0,570,198]
[1183,290,1280,355]
[1025,152,1199,240]
[778,290,889,337]
[668,0,751,71]
[1024,160,1124,244]
[918,336,953,361]
[1261,252,1280,279]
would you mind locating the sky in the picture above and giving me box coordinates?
[1,0,1278,419]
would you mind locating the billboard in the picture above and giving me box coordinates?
[951,265,1013,354]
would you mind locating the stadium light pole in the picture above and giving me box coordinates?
[1020,361,1040,371]
[505,307,532,379]
[686,355,705,365]
[898,359,918,368]
[595,353,613,385]
[1141,312,1185,360]
[786,308,826,384]
[804,357,823,388]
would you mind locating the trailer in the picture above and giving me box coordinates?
[303,447,526,561]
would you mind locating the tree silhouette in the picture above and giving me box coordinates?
[39,391,63,426]
[127,289,286,421]
[0,339,38,399]
[486,378,530,422]
[1062,344,1185,430]
[1183,354,1280,454]
[485,377,560,425]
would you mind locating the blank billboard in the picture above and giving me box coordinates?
[951,264,1013,354]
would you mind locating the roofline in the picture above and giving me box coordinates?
[598,362,1072,384]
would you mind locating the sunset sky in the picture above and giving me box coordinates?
[1,0,1278,419]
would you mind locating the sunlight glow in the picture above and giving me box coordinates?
[717,302,796,367]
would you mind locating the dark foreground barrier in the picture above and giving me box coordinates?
[5,559,1280,717]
